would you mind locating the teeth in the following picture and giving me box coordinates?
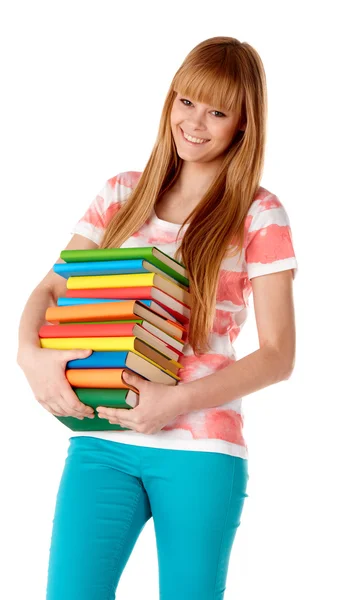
[182,130,209,144]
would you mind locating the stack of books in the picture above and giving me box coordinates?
[39,247,192,432]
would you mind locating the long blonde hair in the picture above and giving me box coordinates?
[99,36,268,355]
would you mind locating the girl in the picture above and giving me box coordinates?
[17,36,298,600]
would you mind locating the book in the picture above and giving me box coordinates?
[56,296,180,323]
[45,299,186,340]
[67,272,192,306]
[58,319,185,353]
[40,336,182,378]
[55,388,138,432]
[39,321,185,357]
[72,386,139,407]
[60,246,189,287]
[64,286,190,324]
[66,349,179,386]
[66,348,180,375]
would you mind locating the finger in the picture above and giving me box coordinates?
[98,410,136,429]
[96,407,131,425]
[59,392,89,417]
[39,400,84,419]
[122,369,145,389]
[62,349,93,362]
[107,415,134,430]
[60,384,95,417]
[36,395,67,415]
[97,407,134,421]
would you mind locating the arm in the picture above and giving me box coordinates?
[17,284,59,365]
[178,268,296,413]
[17,233,99,367]
[17,171,124,367]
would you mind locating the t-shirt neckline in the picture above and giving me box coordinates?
[150,206,190,232]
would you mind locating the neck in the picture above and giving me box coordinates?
[174,157,224,202]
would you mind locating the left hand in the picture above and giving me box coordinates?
[96,370,186,435]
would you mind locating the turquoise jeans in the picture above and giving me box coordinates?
[46,436,249,599]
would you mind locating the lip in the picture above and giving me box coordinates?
[179,127,210,146]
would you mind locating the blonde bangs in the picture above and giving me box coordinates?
[173,63,244,117]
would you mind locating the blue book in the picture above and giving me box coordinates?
[53,259,178,283]
[57,297,151,307]
[67,350,132,369]
[66,350,176,384]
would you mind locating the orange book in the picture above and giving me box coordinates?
[66,368,130,388]
[45,299,186,339]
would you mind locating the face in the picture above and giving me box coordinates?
[170,91,244,163]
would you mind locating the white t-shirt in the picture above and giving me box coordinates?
[67,171,298,459]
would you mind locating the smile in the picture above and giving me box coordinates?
[180,127,210,145]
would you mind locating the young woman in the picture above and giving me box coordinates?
[17,36,298,599]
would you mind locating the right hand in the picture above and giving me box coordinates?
[18,347,95,420]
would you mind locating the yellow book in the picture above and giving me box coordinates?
[66,272,192,306]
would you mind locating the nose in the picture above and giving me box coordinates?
[185,111,209,134]
[185,118,208,135]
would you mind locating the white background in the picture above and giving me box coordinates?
[1,1,340,598]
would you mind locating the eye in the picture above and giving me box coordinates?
[180,98,192,107]
[179,98,226,118]
[212,110,225,118]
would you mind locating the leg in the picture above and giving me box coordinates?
[141,448,249,600]
[46,436,152,600]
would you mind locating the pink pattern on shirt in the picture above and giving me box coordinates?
[113,171,142,189]
[217,269,246,306]
[81,195,107,228]
[103,203,122,228]
[162,408,246,446]
[178,353,235,382]
[132,229,179,245]
[212,308,241,342]
[204,409,246,445]
[258,194,282,210]
[246,223,295,265]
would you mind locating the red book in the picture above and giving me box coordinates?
[65,285,190,324]
[39,321,184,359]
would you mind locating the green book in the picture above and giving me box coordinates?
[60,246,189,287]
[56,388,134,431]
[59,319,143,325]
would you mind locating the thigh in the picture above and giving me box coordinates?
[142,449,249,600]
[46,436,152,600]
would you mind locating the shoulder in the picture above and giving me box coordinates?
[96,171,143,211]
[243,186,298,280]
[245,186,292,235]
[106,170,143,192]
[248,185,287,215]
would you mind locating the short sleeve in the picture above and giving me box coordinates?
[245,194,298,281]
[70,172,135,244]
